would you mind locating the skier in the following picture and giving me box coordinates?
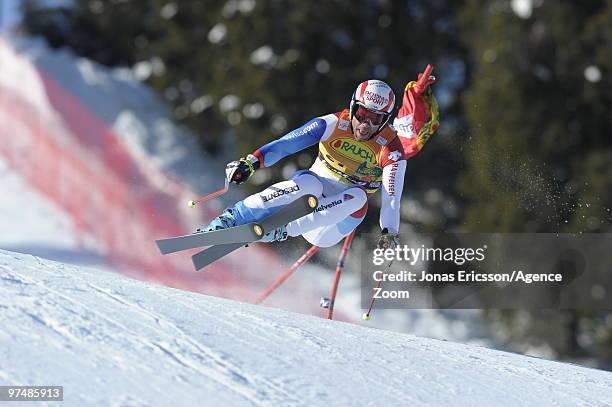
[200,65,439,249]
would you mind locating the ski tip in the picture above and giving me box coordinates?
[191,253,207,271]
[155,240,171,255]
[192,259,205,271]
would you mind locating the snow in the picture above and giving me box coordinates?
[0,156,77,251]
[1,249,611,406]
[295,262,491,345]
[7,35,234,197]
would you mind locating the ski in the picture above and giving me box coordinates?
[156,223,259,255]
[155,194,318,255]
[191,243,244,271]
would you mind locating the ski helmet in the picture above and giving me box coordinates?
[349,79,395,133]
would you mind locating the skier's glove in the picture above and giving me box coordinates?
[377,228,400,250]
[414,64,436,95]
[225,154,260,185]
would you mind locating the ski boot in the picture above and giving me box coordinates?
[258,225,288,243]
[196,208,288,242]
[195,208,238,233]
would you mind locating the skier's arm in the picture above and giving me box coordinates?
[393,64,440,159]
[226,114,337,185]
[251,114,338,168]
[379,159,407,235]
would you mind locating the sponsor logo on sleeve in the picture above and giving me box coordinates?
[387,162,398,196]
[338,119,349,131]
[285,120,320,140]
[376,136,387,146]
[394,115,416,138]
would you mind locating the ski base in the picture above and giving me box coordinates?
[191,243,244,271]
[156,223,260,255]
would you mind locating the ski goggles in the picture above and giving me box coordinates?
[354,104,387,126]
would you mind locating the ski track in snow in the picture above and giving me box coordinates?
[2,256,298,406]
[0,249,611,407]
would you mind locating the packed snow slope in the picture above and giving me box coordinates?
[1,250,610,407]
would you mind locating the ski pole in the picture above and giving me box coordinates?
[254,245,319,304]
[362,259,393,321]
[188,178,229,208]
[362,280,382,321]
[325,230,356,320]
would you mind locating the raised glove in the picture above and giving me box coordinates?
[414,64,436,95]
[377,228,400,250]
[225,154,259,185]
